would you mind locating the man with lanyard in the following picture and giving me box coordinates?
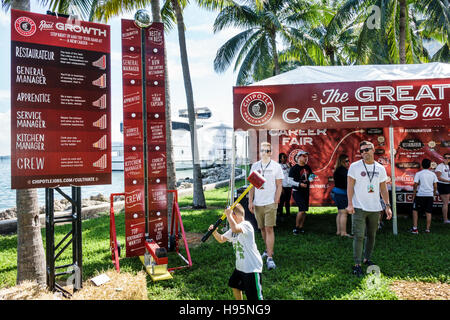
[346,141,392,277]
[248,142,283,270]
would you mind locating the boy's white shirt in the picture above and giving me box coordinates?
[223,220,263,273]
[414,169,438,196]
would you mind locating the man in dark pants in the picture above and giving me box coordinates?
[346,141,392,277]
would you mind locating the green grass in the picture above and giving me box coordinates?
[1,180,449,300]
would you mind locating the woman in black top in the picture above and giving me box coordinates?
[331,154,351,237]
[289,150,314,234]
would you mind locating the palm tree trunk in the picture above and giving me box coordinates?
[150,1,178,222]
[399,0,407,64]
[269,29,280,75]
[11,0,46,285]
[171,0,206,208]
[16,189,46,284]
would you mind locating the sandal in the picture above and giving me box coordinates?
[341,234,353,238]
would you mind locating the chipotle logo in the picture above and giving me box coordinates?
[15,16,37,37]
[240,92,274,126]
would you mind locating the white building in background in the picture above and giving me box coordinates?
[112,107,237,171]
[172,107,234,169]
[112,141,124,171]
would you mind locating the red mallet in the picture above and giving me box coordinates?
[201,170,266,242]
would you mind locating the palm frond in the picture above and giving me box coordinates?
[431,42,450,61]
[213,3,259,33]
[235,34,267,85]
[213,28,257,73]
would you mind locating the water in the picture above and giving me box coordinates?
[0,158,196,211]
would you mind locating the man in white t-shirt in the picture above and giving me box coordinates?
[209,204,263,300]
[435,152,450,224]
[248,142,283,270]
[410,159,438,234]
[346,141,392,277]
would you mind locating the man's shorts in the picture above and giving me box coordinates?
[437,183,450,195]
[413,196,434,213]
[254,203,277,229]
[228,268,263,300]
[293,191,309,212]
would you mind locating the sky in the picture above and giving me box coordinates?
[0,1,240,156]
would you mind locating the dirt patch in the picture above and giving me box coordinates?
[390,280,450,300]
[0,270,147,300]
[180,232,204,248]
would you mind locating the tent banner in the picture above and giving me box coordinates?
[234,79,450,131]
[246,126,449,206]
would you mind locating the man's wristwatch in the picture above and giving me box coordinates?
[385,203,391,208]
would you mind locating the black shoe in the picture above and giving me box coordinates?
[352,265,363,277]
[363,260,375,266]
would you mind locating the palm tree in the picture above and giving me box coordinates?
[2,0,46,285]
[415,0,450,62]
[278,0,359,69]
[329,0,430,65]
[162,0,208,208]
[212,0,325,85]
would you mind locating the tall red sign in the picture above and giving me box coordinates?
[10,9,111,189]
[122,20,167,256]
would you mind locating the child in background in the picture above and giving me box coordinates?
[209,203,264,300]
[410,159,438,234]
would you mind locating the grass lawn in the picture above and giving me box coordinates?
[1,180,449,300]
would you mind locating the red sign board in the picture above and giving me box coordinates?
[234,79,450,131]
[122,19,168,256]
[10,9,111,189]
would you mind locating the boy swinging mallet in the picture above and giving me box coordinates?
[208,203,264,300]
[201,170,266,242]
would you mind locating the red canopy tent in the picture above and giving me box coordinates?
[231,62,450,235]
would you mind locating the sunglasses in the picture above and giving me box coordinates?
[344,160,350,163]
[360,147,372,153]
[261,149,271,153]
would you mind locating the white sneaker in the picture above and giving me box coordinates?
[261,251,268,260]
[444,220,450,224]
[267,258,276,270]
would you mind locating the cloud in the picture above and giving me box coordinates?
[0,10,10,27]
[188,23,214,33]
[0,90,10,101]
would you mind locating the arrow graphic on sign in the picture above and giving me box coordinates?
[315,129,365,173]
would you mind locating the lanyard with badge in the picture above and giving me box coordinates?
[363,161,376,193]
[259,160,271,190]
